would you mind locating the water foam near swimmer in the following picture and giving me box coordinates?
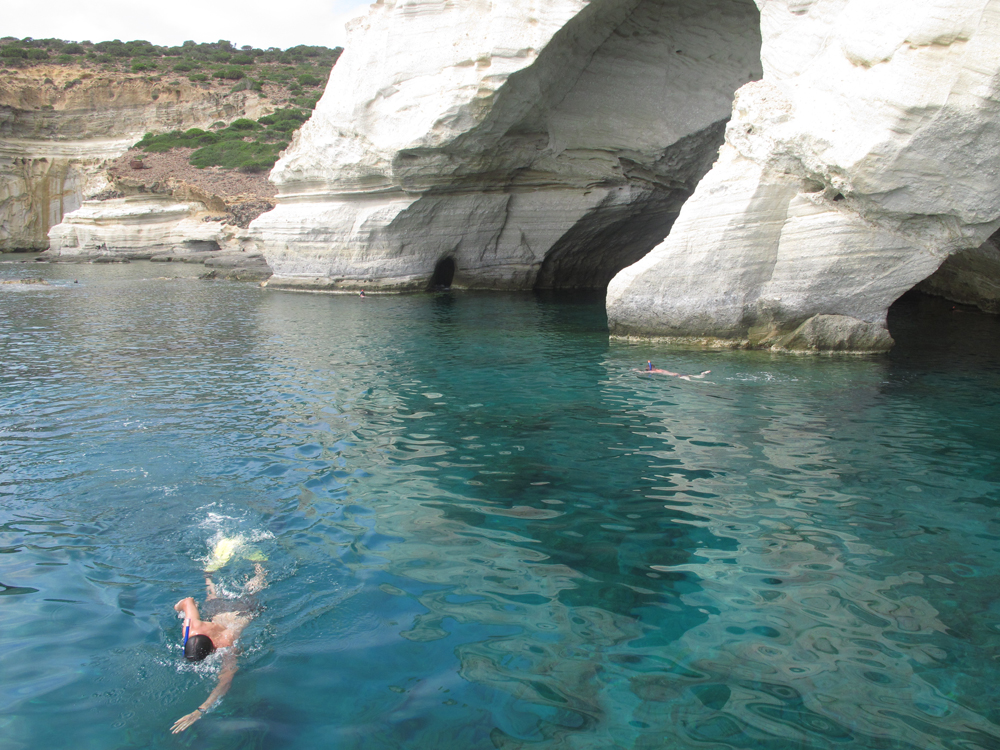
[203,534,270,572]
[197,510,274,571]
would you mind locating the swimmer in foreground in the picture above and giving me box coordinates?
[643,361,711,380]
[170,563,268,733]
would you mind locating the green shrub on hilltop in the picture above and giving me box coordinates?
[188,140,288,172]
[133,109,309,173]
[213,67,245,80]
[135,127,222,151]
[0,36,342,77]
[1,46,49,60]
[258,108,309,131]
[228,118,260,131]
[296,73,324,87]
[292,94,322,109]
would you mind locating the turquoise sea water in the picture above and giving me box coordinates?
[2,257,1000,750]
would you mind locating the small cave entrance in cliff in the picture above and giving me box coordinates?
[887,232,1000,352]
[429,257,456,289]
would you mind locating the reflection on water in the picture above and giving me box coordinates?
[2,260,1000,750]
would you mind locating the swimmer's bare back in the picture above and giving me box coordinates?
[170,564,267,734]
[637,366,712,380]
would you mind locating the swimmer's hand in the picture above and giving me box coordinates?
[171,709,202,734]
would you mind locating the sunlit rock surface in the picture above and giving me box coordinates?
[252,0,763,291]
[607,0,1000,351]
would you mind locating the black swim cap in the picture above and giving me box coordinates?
[184,634,215,661]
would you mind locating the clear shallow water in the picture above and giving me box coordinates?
[2,257,1000,750]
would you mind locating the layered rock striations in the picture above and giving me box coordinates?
[607,0,1000,351]
[1,66,271,251]
[252,0,763,291]
[45,147,275,272]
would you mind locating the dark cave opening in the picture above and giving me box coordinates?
[429,257,456,289]
[888,289,1000,365]
[534,192,684,292]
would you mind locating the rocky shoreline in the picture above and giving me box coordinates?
[4,247,272,282]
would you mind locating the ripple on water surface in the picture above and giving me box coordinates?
[2,262,1000,749]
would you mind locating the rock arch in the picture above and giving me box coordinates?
[252,0,763,292]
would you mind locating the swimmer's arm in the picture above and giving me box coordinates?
[170,652,238,734]
[174,597,201,622]
[203,651,238,710]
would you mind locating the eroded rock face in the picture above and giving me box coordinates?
[252,0,762,291]
[918,229,1000,313]
[0,137,123,250]
[1,67,272,251]
[607,0,1000,351]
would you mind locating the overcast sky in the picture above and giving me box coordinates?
[3,0,373,50]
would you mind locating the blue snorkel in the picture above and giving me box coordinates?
[183,621,190,646]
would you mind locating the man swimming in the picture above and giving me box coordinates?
[644,361,711,380]
[170,563,267,733]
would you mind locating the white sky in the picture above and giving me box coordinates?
[3,0,373,51]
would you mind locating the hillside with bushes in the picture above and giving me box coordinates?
[0,37,341,111]
[1,36,340,174]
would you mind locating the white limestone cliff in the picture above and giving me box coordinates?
[606,0,1000,351]
[251,0,763,291]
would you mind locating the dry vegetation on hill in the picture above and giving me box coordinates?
[0,37,341,112]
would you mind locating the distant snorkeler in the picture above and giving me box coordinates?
[643,361,711,381]
[170,556,268,733]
